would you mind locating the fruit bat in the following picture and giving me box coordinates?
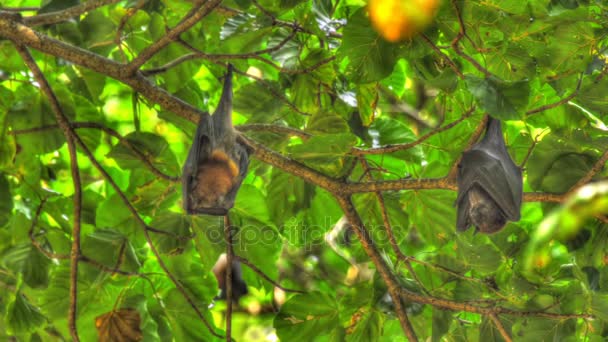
[456,117,522,234]
[182,65,250,216]
[212,254,248,302]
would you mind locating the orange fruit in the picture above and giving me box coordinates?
[368,0,440,42]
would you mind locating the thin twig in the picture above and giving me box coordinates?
[11,40,221,336]
[519,130,545,168]
[238,123,311,139]
[337,196,418,341]
[10,121,179,181]
[568,149,608,194]
[526,75,583,116]
[354,106,475,155]
[420,34,464,79]
[144,30,301,75]
[14,43,83,342]
[359,158,428,294]
[449,0,491,77]
[125,0,222,75]
[223,216,233,342]
[233,255,305,294]
[228,64,313,116]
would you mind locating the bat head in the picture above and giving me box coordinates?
[467,186,507,234]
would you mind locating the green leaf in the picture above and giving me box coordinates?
[0,173,13,227]
[402,190,456,247]
[81,229,141,272]
[527,134,598,193]
[274,292,340,341]
[2,243,51,288]
[107,131,179,175]
[8,88,65,155]
[5,292,46,334]
[289,133,357,176]
[149,213,192,255]
[338,8,398,83]
[164,288,222,341]
[233,82,285,121]
[465,76,529,120]
[346,310,383,342]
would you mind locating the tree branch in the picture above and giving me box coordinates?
[353,107,475,155]
[223,216,234,342]
[234,255,305,294]
[526,75,583,116]
[125,0,222,74]
[489,314,512,342]
[337,196,418,341]
[23,0,121,26]
[14,43,84,342]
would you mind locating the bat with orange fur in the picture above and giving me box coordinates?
[182,65,250,215]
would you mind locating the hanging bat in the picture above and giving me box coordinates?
[212,254,248,302]
[456,116,523,234]
[182,64,250,216]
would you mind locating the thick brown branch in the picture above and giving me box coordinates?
[344,177,456,194]
[489,314,512,342]
[245,137,341,193]
[0,14,205,123]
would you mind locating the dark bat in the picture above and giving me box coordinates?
[456,117,522,234]
[182,65,250,216]
[212,254,248,302]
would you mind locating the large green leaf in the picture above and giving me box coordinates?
[465,76,529,120]
[5,292,46,334]
[338,8,398,84]
[107,131,179,175]
[2,243,51,288]
[274,292,340,341]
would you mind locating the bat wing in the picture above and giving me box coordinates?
[182,112,214,214]
[457,149,520,222]
[476,117,523,215]
[456,187,473,231]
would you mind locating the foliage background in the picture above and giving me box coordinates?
[0,0,607,341]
